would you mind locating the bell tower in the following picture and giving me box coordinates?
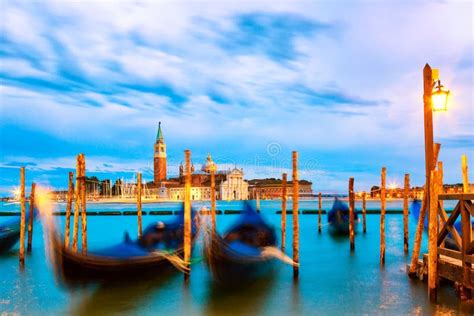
[154,122,167,183]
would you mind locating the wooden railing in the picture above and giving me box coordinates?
[436,193,474,290]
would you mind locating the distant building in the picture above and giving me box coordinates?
[248,178,313,200]
[154,121,167,183]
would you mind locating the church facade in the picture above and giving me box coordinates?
[152,123,249,201]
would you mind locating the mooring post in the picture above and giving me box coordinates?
[210,168,216,236]
[72,155,81,252]
[27,182,36,253]
[292,151,299,279]
[64,172,74,248]
[318,192,322,233]
[281,173,287,252]
[403,174,410,254]
[462,155,469,192]
[380,167,386,265]
[409,143,441,276]
[256,191,261,212]
[19,167,26,267]
[362,192,367,233]
[437,162,444,243]
[461,155,472,299]
[80,153,87,255]
[184,149,192,283]
[137,172,142,238]
[428,170,439,302]
[349,178,355,251]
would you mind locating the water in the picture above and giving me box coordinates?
[1,200,472,315]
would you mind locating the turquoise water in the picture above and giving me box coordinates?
[1,200,472,315]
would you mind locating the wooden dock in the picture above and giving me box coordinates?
[409,193,473,300]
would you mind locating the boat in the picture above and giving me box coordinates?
[52,209,198,283]
[204,202,293,285]
[327,198,359,235]
[0,206,36,254]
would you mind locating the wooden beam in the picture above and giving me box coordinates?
[80,153,87,255]
[362,193,367,233]
[137,172,142,238]
[19,167,26,267]
[281,173,287,251]
[461,198,473,294]
[184,149,192,283]
[72,154,81,253]
[64,172,74,249]
[403,174,410,254]
[318,192,322,234]
[428,170,439,302]
[380,167,386,265]
[27,183,36,253]
[292,151,299,280]
[462,155,469,193]
[349,178,355,251]
[439,193,474,201]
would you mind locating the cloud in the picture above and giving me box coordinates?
[0,1,472,195]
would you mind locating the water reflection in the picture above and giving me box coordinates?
[203,273,276,316]
[68,268,179,315]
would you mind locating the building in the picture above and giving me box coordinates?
[219,167,249,200]
[248,178,313,200]
[154,121,167,183]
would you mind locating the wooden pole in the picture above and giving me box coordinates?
[380,167,386,265]
[184,149,192,282]
[137,172,142,238]
[461,160,472,299]
[409,143,441,275]
[428,170,439,302]
[281,173,287,252]
[423,64,435,223]
[292,151,299,279]
[256,191,261,212]
[64,172,74,248]
[318,192,322,234]
[27,182,36,253]
[437,161,444,214]
[19,167,26,267]
[403,174,410,254]
[80,153,87,255]
[210,168,216,236]
[349,178,355,251]
[72,155,81,252]
[461,155,469,192]
[362,193,367,233]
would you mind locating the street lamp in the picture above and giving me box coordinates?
[432,79,450,112]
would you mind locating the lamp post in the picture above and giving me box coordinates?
[422,63,450,302]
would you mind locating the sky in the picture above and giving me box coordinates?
[0,0,473,196]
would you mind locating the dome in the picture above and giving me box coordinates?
[201,153,217,173]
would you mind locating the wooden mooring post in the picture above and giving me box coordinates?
[19,167,26,267]
[318,192,322,234]
[80,154,87,255]
[184,149,192,283]
[462,155,469,192]
[362,193,367,233]
[27,182,36,253]
[408,143,441,276]
[137,172,143,238]
[428,170,439,302]
[292,151,299,279]
[64,172,73,248]
[403,174,409,254]
[72,155,81,252]
[349,178,355,251]
[210,167,217,236]
[380,167,386,265]
[281,173,287,252]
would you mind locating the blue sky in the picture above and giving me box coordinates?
[0,1,473,195]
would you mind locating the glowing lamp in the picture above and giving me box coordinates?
[432,80,450,112]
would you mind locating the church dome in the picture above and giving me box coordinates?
[201,153,217,173]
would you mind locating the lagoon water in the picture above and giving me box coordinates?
[1,199,473,315]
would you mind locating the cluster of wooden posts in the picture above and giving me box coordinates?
[17,167,36,267]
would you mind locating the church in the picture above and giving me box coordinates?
[151,123,249,201]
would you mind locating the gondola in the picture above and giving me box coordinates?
[52,209,198,283]
[204,202,292,285]
[327,198,359,235]
[0,206,36,254]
